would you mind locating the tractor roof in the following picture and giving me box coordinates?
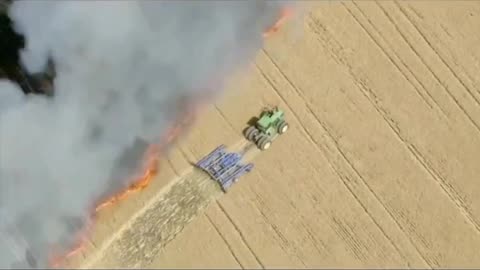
[257,115,271,128]
[257,109,284,128]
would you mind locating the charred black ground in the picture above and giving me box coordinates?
[0,0,53,96]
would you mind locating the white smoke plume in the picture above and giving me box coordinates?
[0,0,294,268]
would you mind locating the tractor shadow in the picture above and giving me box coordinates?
[246,116,259,126]
[243,116,259,134]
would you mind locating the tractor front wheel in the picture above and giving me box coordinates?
[245,126,258,141]
[257,136,272,151]
[278,121,289,134]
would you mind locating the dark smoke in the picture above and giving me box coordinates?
[0,0,294,268]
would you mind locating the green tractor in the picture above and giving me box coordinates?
[244,106,289,150]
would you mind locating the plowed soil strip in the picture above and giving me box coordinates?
[77,141,259,268]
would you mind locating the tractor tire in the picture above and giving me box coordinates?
[257,136,272,151]
[278,121,289,134]
[245,126,258,141]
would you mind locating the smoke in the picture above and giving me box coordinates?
[0,0,294,268]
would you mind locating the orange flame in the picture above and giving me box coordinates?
[49,106,196,268]
[263,7,294,38]
[95,145,160,212]
[48,215,95,268]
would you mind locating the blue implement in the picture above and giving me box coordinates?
[196,144,227,168]
[218,163,254,191]
[196,145,254,192]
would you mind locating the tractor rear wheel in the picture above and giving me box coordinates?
[245,126,258,141]
[257,136,272,151]
[278,121,289,134]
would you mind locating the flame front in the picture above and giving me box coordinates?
[95,145,160,212]
[48,149,160,268]
[263,7,294,38]
[48,103,198,268]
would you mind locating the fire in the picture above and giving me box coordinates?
[49,147,159,268]
[49,143,161,267]
[263,7,294,38]
[49,108,195,268]
[95,145,160,212]
[49,8,294,268]
[93,99,196,214]
[48,215,95,268]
